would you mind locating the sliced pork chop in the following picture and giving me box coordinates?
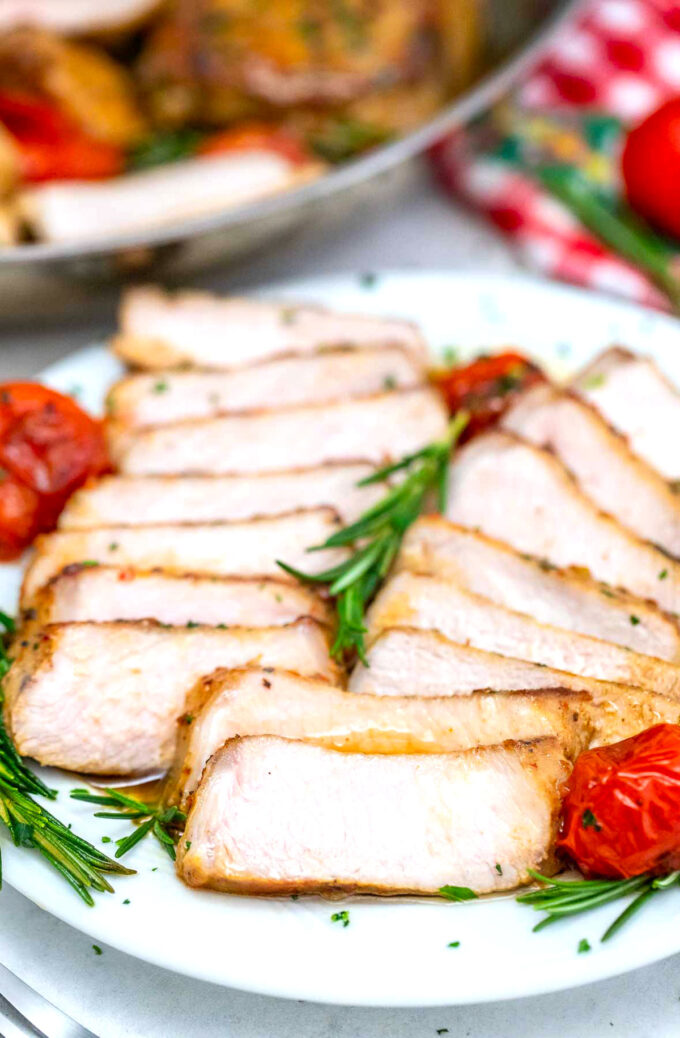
[4,618,339,775]
[176,735,568,895]
[107,346,423,428]
[21,508,345,604]
[446,432,680,614]
[501,383,680,556]
[350,627,645,699]
[365,572,680,698]
[108,389,449,475]
[573,348,680,481]
[59,465,382,529]
[114,286,427,370]
[399,516,680,661]
[168,667,589,810]
[30,567,331,627]
[349,628,680,751]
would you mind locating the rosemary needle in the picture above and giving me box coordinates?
[517,869,680,942]
[277,411,469,661]
[70,788,186,861]
[0,617,132,904]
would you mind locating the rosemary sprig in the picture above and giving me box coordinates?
[0,615,133,904]
[70,788,186,861]
[517,868,680,942]
[277,411,469,662]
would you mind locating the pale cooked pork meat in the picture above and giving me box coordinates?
[114,286,427,370]
[176,735,569,895]
[501,383,680,556]
[4,618,339,775]
[30,567,330,627]
[399,517,680,661]
[350,627,647,699]
[573,348,680,481]
[348,628,680,751]
[168,667,590,810]
[366,572,680,698]
[59,465,383,529]
[21,508,345,604]
[447,432,680,614]
[108,389,449,475]
[107,346,423,428]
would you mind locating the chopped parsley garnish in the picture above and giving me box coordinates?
[447,941,461,948]
[331,910,350,927]
[584,373,606,390]
[92,945,102,956]
[630,615,641,626]
[439,885,478,902]
[659,569,669,580]
[152,380,168,394]
[495,863,503,875]
[582,809,602,832]
[383,374,397,391]
[577,938,591,954]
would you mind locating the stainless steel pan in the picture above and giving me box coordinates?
[0,0,580,315]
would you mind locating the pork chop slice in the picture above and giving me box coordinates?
[21,508,346,604]
[4,618,339,775]
[114,285,427,370]
[573,348,680,481]
[107,346,423,427]
[30,566,331,627]
[502,383,680,556]
[167,666,590,810]
[399,516,680,661]
[108,388,449,475]
[349,628,680,751]
[446,432,680,613]
[176,735,569,896]
[365,572,680,698]
[59,465,382,529]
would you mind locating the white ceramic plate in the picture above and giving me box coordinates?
[3,270,680,1007]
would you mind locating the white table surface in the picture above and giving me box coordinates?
[2,161,680,1038]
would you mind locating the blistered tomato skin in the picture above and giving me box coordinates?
[558,724,680,880]
[0,383,109,559]
[431,351,544,439]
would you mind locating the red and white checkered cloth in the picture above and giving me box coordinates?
[432,0,680,308]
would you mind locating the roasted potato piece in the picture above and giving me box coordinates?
[0,28,146,146]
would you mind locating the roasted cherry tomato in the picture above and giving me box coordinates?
[0,90,123,182]
[0,383,109,559]
[198,124,311,166]
[432,351,544,438]
[622,97,680,239]
[558,724,680,880]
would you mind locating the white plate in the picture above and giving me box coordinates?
[3,270,680,1008]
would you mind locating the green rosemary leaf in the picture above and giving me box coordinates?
[72,787,185,861]
[439,885,478,902]
[277,412,469,660]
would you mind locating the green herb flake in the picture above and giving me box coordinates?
[439,884,478,902]
[291,894,299,901]
[185,841,191,851]
[186,620,199,629]
[577,938,591,954]
[447,941,461,948]
[383,374,397,391]
[360,272,377,289]
[108,542,119,552]
[582,809,602,832]
[101,836,111,844]
[331,909,350,928]
[123,899,130,905]
[659,569,669,580]
[80,560,100,568]
[92,945,102,956]
[630,614,641,626]
[495,863,503,875]
[584,373,606,390]
[152,381,168,394]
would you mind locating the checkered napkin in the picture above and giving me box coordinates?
[431,0,680,309]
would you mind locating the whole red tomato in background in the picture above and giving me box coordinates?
[0,383,109,559]
[558,723,680,880]
[622,97,680,240]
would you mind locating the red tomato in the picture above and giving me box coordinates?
[431,351,545,439]
[622,97,680,239]
[198,124,311,166]
[0,383,109,559]
[0,89,124,182]
[558,724,680,879]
